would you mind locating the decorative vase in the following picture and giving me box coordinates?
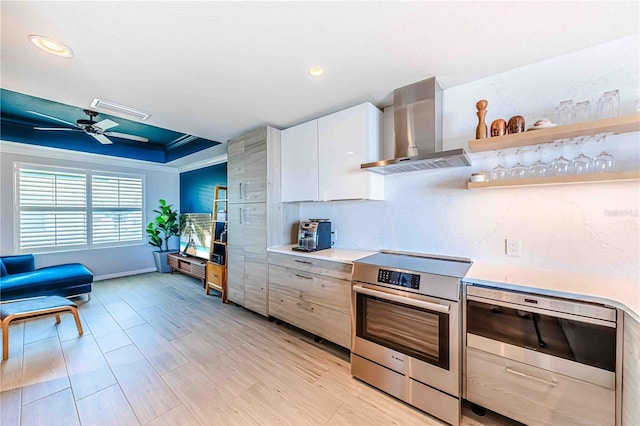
[507,115,525,134]
[152,251,171,273]
[490,119,507,137]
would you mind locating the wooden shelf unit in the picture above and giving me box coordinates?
[467,170,640,189]
[468,114,640,153]
[206,185,228,301]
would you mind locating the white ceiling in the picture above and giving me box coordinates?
[2,1,639,144]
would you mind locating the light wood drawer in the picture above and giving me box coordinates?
[206,262,225,287]
[466,347,614,426]
[268,264,350,313]
[268,252,352,280]
[269,290,350,348]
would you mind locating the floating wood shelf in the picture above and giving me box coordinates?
[467,170,640,189]
[468,114,640,153]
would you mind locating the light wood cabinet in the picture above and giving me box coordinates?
[622,313,639,425]
[228,128,268,204]
[226,127,299,315]
[228,203,268,315]
[466,347,615,426]
[268,252,352,348]
[280,102,384,202]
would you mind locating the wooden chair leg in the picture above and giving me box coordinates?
[2,320,9,361]
[71,308,83,335]
[55,314,61,324]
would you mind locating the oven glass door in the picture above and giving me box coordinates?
[467,299,616,371]
[355,289,450,369]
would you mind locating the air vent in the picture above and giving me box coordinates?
[91,99,151,120]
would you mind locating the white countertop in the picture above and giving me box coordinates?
[465,262,640,322]
[267,244,377,264]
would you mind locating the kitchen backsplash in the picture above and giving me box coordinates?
[300,34,640,281]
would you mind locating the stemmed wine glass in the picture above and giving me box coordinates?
[592,133,616,173]
[509,148,528,179]
[529,146,549,177]
[491,150,508,181]
[550,139,572,176]
[570,136,593,175]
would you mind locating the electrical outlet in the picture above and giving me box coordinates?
[506,239,521,257]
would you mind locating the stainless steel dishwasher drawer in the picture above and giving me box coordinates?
[466,347,615,426]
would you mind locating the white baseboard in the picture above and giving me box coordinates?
[94,267,157,281]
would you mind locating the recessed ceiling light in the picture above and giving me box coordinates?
[309,67,323,77]
[91,98,151,120]
[28,35,74,58]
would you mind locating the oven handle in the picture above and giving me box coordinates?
[506,367,558,387]
[353,284,450,313]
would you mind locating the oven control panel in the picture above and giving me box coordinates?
[467,285,616,322]
[378,269,420,290]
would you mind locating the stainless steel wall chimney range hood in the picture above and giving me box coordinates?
[361,77,471,175]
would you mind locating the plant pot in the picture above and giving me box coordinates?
[152,251,171,273]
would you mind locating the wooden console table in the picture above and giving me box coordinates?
[167,253,206,286]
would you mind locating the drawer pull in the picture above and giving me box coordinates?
[506,367,558,387]
[296,302,314,312]
[295,273,313,280]
[294,259,313,265]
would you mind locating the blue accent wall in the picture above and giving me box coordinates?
[180,163,227,214]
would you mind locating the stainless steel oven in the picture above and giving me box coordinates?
[351,251,471,426]
[464,283,620,425]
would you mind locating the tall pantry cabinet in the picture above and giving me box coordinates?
[226,126,298,316]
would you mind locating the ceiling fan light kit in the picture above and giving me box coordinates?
[90,98,151,121]
[27,35,73,58]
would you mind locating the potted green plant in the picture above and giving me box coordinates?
[146,199,180,273]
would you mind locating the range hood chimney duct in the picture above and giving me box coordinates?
[361,77,471,175]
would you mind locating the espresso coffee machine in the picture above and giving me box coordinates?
[294,219,331,252]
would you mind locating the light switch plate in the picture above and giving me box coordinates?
[506,239,521,257]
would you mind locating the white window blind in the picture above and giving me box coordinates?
[91,174,143,245]
[18,167,88,250]
[16,164,145,252]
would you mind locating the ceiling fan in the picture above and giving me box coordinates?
[30,109,149,145]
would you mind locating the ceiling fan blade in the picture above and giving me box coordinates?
[91,134,113,145]
[104,131,149,142]
[26,110,77,127]
[94,119,118,131]
[34,127,78,131]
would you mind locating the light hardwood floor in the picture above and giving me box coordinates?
[0,272,517,425]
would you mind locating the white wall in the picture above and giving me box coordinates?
[0,142,180,279]
[300,34,640,281]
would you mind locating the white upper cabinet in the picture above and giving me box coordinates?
[318,103,383,201]
[281,102,384,202]
[281,120,319,202]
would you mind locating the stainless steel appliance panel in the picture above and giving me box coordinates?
[352,284,460,396]
[464,282,618,424]
[351,251,470,425]
[351,354,460,426]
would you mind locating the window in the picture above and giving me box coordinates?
[91,174,143,246]
[16,163,144,252]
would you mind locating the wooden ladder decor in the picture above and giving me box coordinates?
[206,185,228,302]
